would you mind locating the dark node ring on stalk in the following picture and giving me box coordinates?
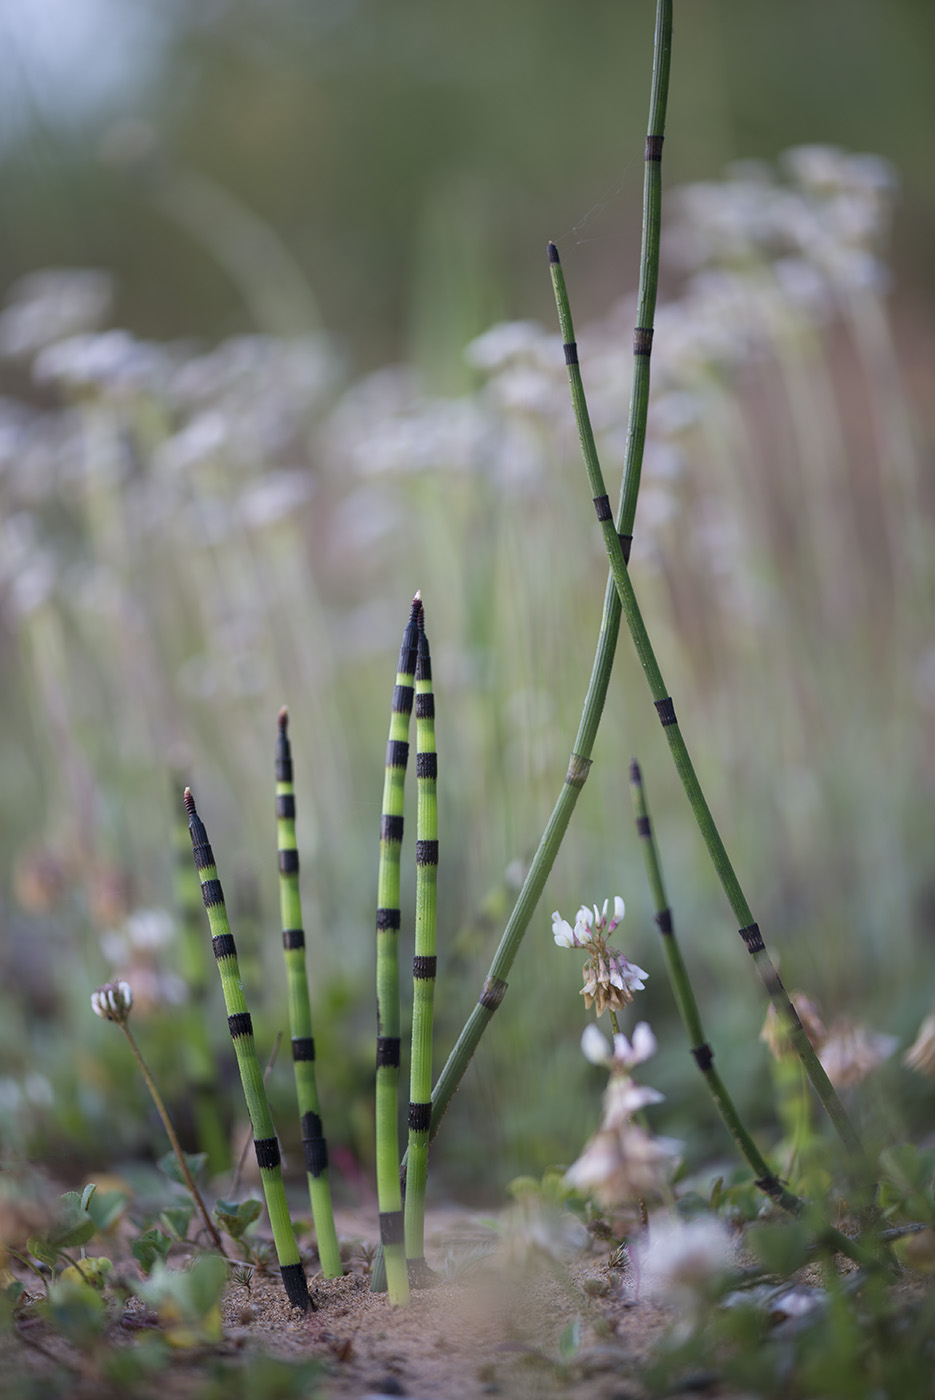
[392,683,414,714]
[282,928,305,949]
[376,907,401,931]
[254,1136,281,1170]
[292,1037,315,1061]
[416,839,439,866]
[303,1136,329,1178]
[212,933,237,960]
[413,955,437,979]
[201,877,224,907]
[636,814,652,838]
[416,752,437,779]
[280,1264,314,1311]
[593,494,613,523]
[386,738,409,768]
[755,1174,785,1201]
[740,922,766,954]
[415,692,434,719]
[479,975,507,1011]
[633,326,654,357]
[654,696,677,727]
[619,533,633,563]
[645,134,664,161]
[564,341,578,366]
[279,849,299,875]
[380,813,405,843]
[376,1036,401,1068]
[228,1011,253,1040]
[691,1043,714,1072]
[408,1102,432,1133]
[276,792,296,820]
[655,907,673,935]
[380,1211,405,1246]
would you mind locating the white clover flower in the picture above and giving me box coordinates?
[565,1117,680,1210]
[91,980,134,1025]
[639,1213,733,1305]
[552,896,645,1018]
[818,1020,898,1089]
[581,1021,658,1071]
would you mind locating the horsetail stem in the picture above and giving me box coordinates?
[548,244,872,1197]
[404,604,438,1280]
[628,760,802,1215]
[374,594,422,1305]
[172,770,229,1173]
[183,787,312,1312]
[275,709,343,1279]
[416,0,673,1157]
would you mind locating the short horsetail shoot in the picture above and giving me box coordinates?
[374,593,422,1305]
[276,708,343,1278]
[183,787,312,1311]
[404,602,438,1283]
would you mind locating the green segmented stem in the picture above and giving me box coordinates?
[375,595,422,1305]
[404,606,438,1278]
[412,0,674,1165]
[276,709,343,1279]
[548,245,872,1198]
[629,760,801,1215]
[172,772,229,1173]
[183,787,312,1312]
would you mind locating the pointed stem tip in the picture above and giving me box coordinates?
[183,787,196,816]
[547,241,560,263]
[278,706,289,732]
[629,758,642,784]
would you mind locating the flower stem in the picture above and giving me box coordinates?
[119,1021,227,1252]
[276,709,343,1278]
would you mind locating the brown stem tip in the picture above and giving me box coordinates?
[629,758,642,784]
[547,240,560,264]
[183,787,196,816]
[278,706,289,733]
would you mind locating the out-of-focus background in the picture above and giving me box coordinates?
[1,0,933,1206]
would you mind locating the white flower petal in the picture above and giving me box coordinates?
[581,1023,612,1065]
[630,1021,658,1063]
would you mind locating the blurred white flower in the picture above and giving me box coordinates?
[818,1020,898,1089]
[0,269,114,361]
[565,1115,680,1210]
[91,980,134,1024]
[903,1010,935,1081]
[581,1021,658,1072]
[639,1213,733,1305]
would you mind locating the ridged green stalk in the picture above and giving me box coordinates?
[374,595,422,1305]
[275,709,343,1279]
[629,760,801,1214]
[171,771,230,1173]
[548,242,872,1197]
[373,0,674,1296]
[404,606,438,1281]
[183,787,311,1311]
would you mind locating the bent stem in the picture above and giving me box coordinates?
[549,242,872,1203]
[119,1020,227,1252]
[275,709,343,1278]
[629,759,801,1215]
[184,787,312,1311]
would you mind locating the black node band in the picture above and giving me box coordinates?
[755,1174,783,1200]
[376,1036,401,1068]
[416,839,439,867]
[739,922,765,954]
[392,683,414,715]
[200,877,224,908]
[275,756,293,785]
[415,692,435,720]
[479,975,507,1011]
[563,341,578,365]
[301,1110,322,1140]
[619,533,633,564]
[376,907,401,931]
[763,967,785,999]
[415,640,432,684]
[279,1263,312,1311]
[254,1136,280,1170]
[212,933,237,961]
[633,326,654,356]
[380,1210,405,1246]
[385,738,409,769]
[228,1012,253,1040]
[408,1101,432,1133]
[276,792,296,820]
[655,908,673,935]
[191,839,213,871]
[303,1136,329,1178]
[413,955,437,980]
[282,927,305,949]
[279,849,300,875]
[691,1043,714,1071]
[416,751,437,780]
[380,813,405,844]
[636,814,651,838]
[292,1037,316,1061]
[593,494,612,523]
[654,696,677,727]
[645,135,664,162]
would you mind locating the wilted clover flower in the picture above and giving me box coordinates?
[818,1019,897,1089]
[552,897,648,1017]
[91,980,134,1025]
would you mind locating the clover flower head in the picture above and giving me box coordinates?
[564,1116,680,1210]
[91,980,134,1025]
[552,897,645,1018]
[818,1019,898,1089]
